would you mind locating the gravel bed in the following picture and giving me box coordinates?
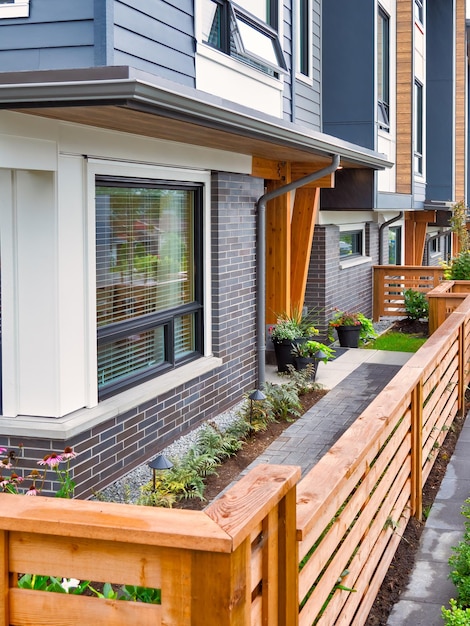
[96,400,247,504]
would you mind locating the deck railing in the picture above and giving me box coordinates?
[373,265,444,320]
[2,296,470,625]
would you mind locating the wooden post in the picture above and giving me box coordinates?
[205,464,300,626]
[0,531,9,626]
[410,382,423,519]
[458,323,465,417]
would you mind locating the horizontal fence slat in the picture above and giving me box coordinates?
[10,588,161,626]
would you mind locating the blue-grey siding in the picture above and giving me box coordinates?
[322,0,375,149]
[426,0,454,201]
[0,0,95,71]
[0,0,195,85]
[113,0,195,86]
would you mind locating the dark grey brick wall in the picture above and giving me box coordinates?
[305,221,379,329]
[0,172,262,498]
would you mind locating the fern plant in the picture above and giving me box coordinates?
[263,380,302,421]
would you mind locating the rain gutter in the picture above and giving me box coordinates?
[0,69,393,170]
[255,154,341,389]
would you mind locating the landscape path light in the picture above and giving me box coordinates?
[148,454,173,491]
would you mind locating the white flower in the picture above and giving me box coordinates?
[61,578,80,592]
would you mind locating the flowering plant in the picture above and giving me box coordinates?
[0,445,77,498]
[328,308,377,342]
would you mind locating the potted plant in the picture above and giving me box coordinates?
[328,309,377,348]
[291,340,335,380]
[269,312,319,372]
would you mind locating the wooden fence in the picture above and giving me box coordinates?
[373,265,444,321]
[428,280,470,334]
[2,297,470,625]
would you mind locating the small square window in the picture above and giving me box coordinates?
[340,231,363,257]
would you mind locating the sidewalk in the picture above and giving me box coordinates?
[386,417,470,625]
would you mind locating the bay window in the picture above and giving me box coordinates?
[95,178,203,398]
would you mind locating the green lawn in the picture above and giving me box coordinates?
[364,331,427,353]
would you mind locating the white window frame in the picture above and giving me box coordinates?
[339,224,372,269]
[86,159,212,406]
[0,0,30,18]
[295,0,313,82]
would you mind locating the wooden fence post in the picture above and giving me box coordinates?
[204,464,301,626]
[458,323,466,416]
[410,381,423,519]
[0,530,9,626]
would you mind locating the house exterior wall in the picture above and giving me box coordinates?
[305,222,378,327]
[0,162,260,497]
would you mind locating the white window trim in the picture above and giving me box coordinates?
[339,223,371,269]
[86,159,212,408]
[295,0,313,84]
[0,0,30,18]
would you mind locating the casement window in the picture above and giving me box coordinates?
[414,0,423,25]
[339,230,363,258]
[201,0,287,75]
[0,0,30,18]
[414,80,424,175]
[95,178,203,399]
[297,0,311,78]
[377,6,390,131]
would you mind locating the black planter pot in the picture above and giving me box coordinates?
[273,338,307,372]
[336,325,361,348]
[294,356,318,380]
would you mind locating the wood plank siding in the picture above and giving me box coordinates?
[396,0,413,194]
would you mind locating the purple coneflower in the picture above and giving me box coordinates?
[37,452,63,467]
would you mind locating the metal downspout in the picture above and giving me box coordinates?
[255,154,341,389]
[378,212,403,264]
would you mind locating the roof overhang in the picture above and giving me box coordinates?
[0,66,393,171]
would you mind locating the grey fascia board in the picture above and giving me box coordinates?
[0,76,393,170]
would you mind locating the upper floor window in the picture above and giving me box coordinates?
[0,0,30,18]
[414,80,424,175]
[202,0,287,75]
[297,0,311,77]
[96,178,203,399]
[377,6,390,131]
[414,0,423,24]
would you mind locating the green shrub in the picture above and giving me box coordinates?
[263,380,302,421]
[404,288,429,320]
[442,599,470,625]
[442,251,470,280]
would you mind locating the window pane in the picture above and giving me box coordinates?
[340,231,362,257]
[98,326,166,388]
[96,186,193,326]
[377,7,390,128]
[234,14,280,67]
[96,180,200,394]
[299,0,310,75]
[202,0,222,47]
[175,314,196,361]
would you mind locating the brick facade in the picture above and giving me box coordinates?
[1,173,262,498]
[305,222,380,330]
